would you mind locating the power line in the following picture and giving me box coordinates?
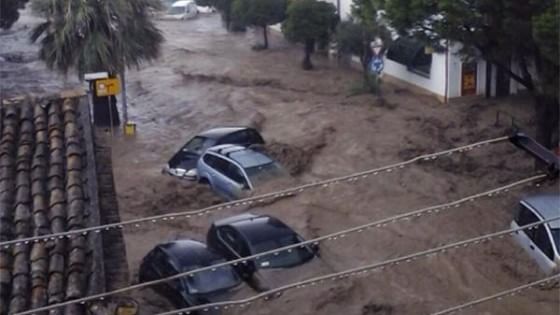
[430,274,560,315]
[0,136,509,249]
[14,174,547,315]
[153,215,560,315]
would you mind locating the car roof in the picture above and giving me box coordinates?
[172,0,195,7]
[207,144,247,155]
[207,145,274,168]
[213,213,260,227]
[198,127,252,139]
[159,240,222,267]
[214,214,295,244]
[521,193,560,229]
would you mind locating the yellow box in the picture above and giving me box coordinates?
[124,122,136,136]
[96,78,121,97]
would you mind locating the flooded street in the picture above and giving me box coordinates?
[2,9,558,315]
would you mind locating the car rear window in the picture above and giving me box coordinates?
[252,234,314,268]
[182,136,216,155]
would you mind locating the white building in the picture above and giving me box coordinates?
[327,0,526,102]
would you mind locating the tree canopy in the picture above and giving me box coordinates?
[380,0,559,148]
[282,0,338,69]
[232,0,287,49]
[29,0,164,78]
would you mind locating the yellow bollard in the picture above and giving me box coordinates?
[124,122,136,136]
[115,299,138,315]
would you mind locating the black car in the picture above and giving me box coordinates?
[164,127,265,180]
[207,214,318,288]
[138,240,242,309]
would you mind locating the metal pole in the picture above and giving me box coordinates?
[107,95,114,138]
[120,69,128,125]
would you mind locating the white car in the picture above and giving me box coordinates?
[162,0,198,20]
[511,193,560,275]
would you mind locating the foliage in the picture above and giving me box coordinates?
[380,0,559,149]
[29,0,164,78]
[282,0,337,44]
[282,0,338,69]
[336,1,390,93]
[199,0,242,30]
[232,0,287,48]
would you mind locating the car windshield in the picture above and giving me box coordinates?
[168,6,185,15]
[182,136,216,155]
[252,234,314,268]
[244,162,284,186]
[552,229,560,253]
[183,261,240,295]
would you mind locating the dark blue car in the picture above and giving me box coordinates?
[164,127,264,180]
[139,240,242,310]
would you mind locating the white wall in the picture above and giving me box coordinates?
[383,45,470,99]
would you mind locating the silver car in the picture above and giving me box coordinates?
[196,145,284,200]
[511,193,560,275]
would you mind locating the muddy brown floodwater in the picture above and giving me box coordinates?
[2,9,559,315]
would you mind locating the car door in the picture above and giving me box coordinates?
[217,227,253,277]
[512,204,556,274]
[207,155,248,200]
[154,255,186,306]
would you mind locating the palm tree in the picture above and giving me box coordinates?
[30,0,164,126]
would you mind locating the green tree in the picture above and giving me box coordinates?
[232,0,287,49]
[30,0,164,125]
[198,0,243,31]
[282,0,338,70]
[381,0,559,150]
[336,0,391,92]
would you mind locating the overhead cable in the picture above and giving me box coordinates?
[14,174,548,315]
[0,136,509,249]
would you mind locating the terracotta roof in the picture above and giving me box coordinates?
[0,96,104,314]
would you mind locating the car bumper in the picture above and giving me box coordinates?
[162,166,197,181]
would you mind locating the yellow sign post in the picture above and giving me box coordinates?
[95,78,121,97]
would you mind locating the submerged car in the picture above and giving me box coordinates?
[164,127,264,180]
[511,193,560,275]
[196,145,284,200]
[207,213,318,290]
[139,240,242,309]
[162,0,199,20]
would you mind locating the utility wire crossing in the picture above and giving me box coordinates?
[430,274,560,315]
[0,136,509,249]
[14,174,548,315]
[153,216,560,315]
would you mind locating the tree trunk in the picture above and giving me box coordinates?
[535,94,559,149]
[302,39,314,70]
[262,26,268,49]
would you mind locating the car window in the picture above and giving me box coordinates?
[219,227,246,256]
[183,260,240,295]
[247,130,264,144]
[221,131,249,145]
[535,226,555,260]
[203,154,228,174]
[552,229,560,254]
[182,136,216,155]
[224,163,248,186]
[516,205,540,226]
[252,234,314,268]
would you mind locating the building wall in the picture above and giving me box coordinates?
[383,44,475,100]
